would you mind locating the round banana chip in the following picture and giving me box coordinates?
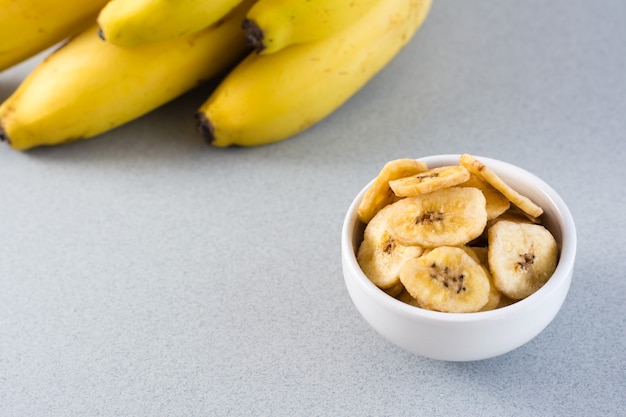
[357,158,429,223]
[388,165,470,197]
[459,173,510,220]
[458,246,502,311]
[396,288,421,307]
[386,186,487,248]
[384,281,407,298]
[466,245,488,265]
[399,246,491,313]
[488,219,558,299]
[459,154,543,219]
[357,205,424,290]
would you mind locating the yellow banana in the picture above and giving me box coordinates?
[0,0,255,151]
[197,0,432,147]
[98,0,246,48]
[243,0,380,54]
[0,0,109,72]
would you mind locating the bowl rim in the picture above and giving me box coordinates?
[342,153,577,323]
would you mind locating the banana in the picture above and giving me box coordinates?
[488,219,559,300]
[98,0,246,48]
[196,0,433,147]
[0,0,255,151]
[399,246,491,313]
[459,154,544,219]
[357,204,424,291]
[0,0,109,72]
[388,165,470,198]
[357,158,429,224]
[242,0,380,54]
[386,187,488,248]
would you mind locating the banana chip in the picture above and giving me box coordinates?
[388,165,470,197]
[386,186,487,248]
[488,219,558,299]
[383,281,408,298]
[459,153,543,219]
[396,288,421,307]
[357,204,424,291]
[400,246,491,313]
[459,174,510,220]
[357,158,428,223]
[459,246,502,311]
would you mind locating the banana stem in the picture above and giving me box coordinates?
[241,19,265,53]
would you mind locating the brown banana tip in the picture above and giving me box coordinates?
[196,113,216,144]
[241,18,265,53]
[0,127,8,144]
[97,28,106,41]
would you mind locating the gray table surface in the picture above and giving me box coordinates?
[1,1,625,416]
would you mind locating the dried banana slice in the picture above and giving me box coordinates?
[357,205,424,290]
[480,273,503,311]
[386,186,487,248]
[357,158,429,223]
[505,204,542,224]
[396,288,421,307]
[459,154,543,219]
[459,174,510,220]
[486,209,535,232]
[459,246,502,311]
[488,220,558,299]
[467,246,488,265]
[497,295,518,308]
[399,246,491,313]
[383,281,406,297]
[388,165,470,197]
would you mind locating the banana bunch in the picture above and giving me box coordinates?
[0,0,432,151]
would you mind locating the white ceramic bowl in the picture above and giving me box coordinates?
[342,154,577,361]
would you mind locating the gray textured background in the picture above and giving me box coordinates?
[1,1,624,416]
